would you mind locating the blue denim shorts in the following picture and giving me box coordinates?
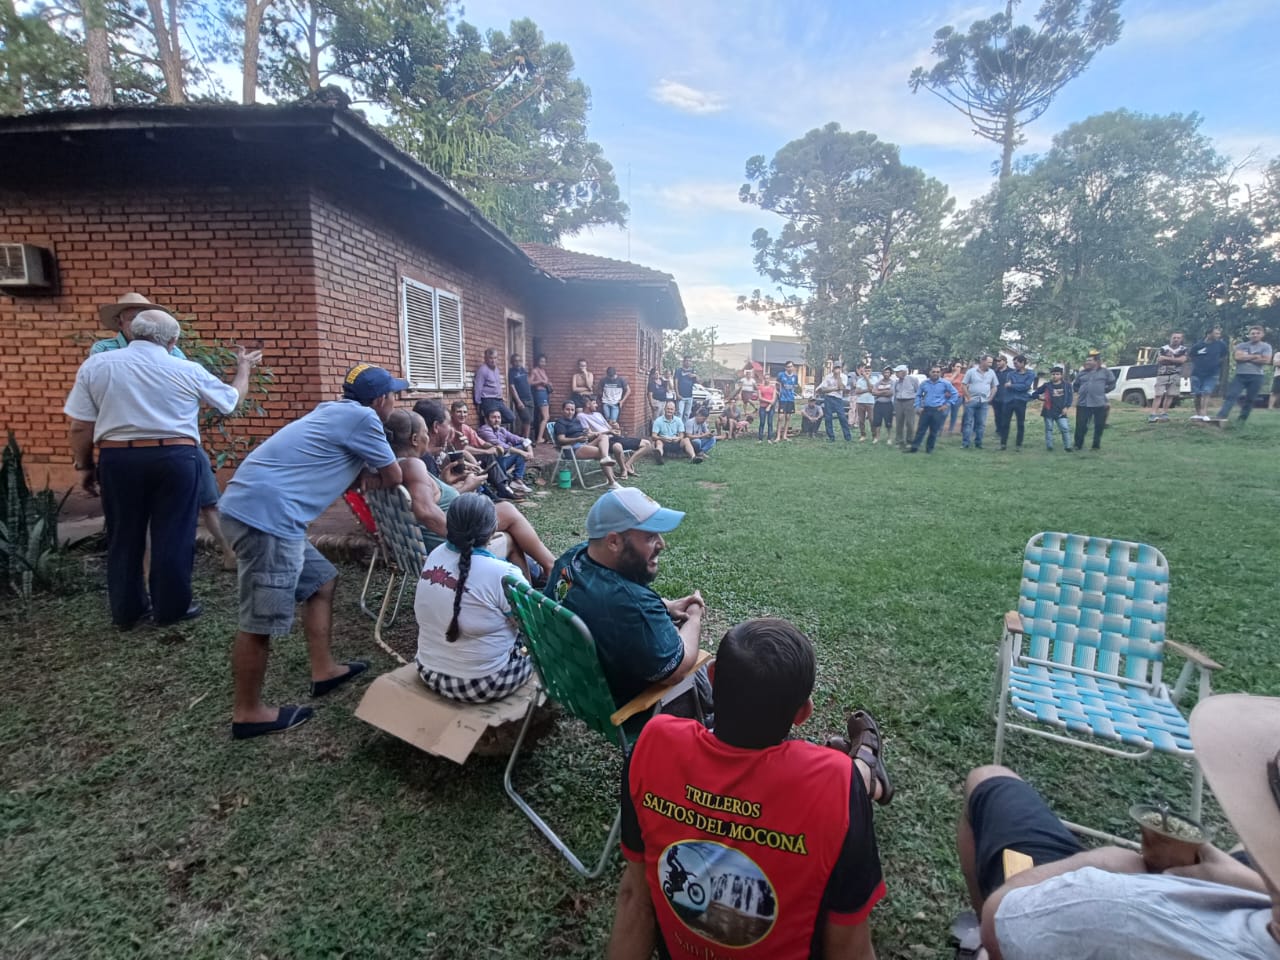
[1190,374,1218,396]
[196,458,220,508]
[221,514,337,636]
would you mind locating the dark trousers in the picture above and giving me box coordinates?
[98,445,201,625]
[911,406,947,452]
[823,395,852,441]
[801,418,820,437]
[995,401,1027,447]
[478,397,515,427]
[1074,406,1108,450]
[1216,374,1264,421]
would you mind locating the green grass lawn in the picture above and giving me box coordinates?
[3,406,1278,959]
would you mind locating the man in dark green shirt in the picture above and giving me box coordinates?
[544,488,706,712]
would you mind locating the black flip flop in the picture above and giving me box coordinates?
[231,703,313,741]
[310,660,370,698]
[848,709,894,806]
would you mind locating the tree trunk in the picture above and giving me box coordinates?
[242,0,272,103]
[305,1,321,91]
[145,0,184,103]
[0,0,23,112]
[84,0,113,105]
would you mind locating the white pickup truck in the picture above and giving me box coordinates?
[1105,364,1191,406]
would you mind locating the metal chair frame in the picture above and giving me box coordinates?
[993,532,1222,844]
[343,490,383,622]
[502,574,708,878]
[363,485,429,665]
[546,422,607,490]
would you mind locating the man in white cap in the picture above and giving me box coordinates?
[891,364,920,449]
[218,363,404,740]
[957,693,1280,959]
[91,292,237,569]
[543,487,707,718]
[65,310,257,629]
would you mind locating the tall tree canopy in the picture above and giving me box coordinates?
[3,0,624,244]
[993,110,1226,358]
[910,0,1123,180]
[738,123,952,364]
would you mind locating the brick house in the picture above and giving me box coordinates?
[0,105,685,488]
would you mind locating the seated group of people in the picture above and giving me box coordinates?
[397,478,1280,960]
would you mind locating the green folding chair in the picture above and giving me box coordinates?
[502,574,710,878]
[363,485,427,665]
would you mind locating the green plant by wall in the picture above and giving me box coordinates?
[0,432,67,601]
[177,322,275,469]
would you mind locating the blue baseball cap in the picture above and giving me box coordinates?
[342,363,409,403]
[586,487,684,538]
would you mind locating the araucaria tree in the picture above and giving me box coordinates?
[909,0,1123,181]
[738,123,952,364]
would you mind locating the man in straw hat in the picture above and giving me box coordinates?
[956,693,1280,959]
[90,292,238,569]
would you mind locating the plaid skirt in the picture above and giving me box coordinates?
[417,643,534,704]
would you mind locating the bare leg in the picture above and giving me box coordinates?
[681,438,701,459]
[302,577,348,684]
[201,505,237,571]
[232,630,275,724]
[495,501,555,572]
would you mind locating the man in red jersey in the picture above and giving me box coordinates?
[608,618,891,960]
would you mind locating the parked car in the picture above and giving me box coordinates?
[691,383,725,413]
[1105,364,1191,406]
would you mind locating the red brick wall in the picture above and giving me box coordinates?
[307,188,533,405]
[534,293,667,437]
[0,176,672,488]
[0,184,315,489]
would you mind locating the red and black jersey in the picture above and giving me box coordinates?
[621,716,884,959]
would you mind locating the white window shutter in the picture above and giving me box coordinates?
[401,278,439,389]
[436,289,464,390]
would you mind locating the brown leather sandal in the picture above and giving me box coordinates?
[848,709,894,806]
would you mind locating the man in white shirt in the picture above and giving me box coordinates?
[891,364,920,449]
[65,310,256,629]
[817,362,853,442]
[959,693,1280,960]
[961,355,999,450]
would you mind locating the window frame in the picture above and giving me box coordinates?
[399,276,465,391]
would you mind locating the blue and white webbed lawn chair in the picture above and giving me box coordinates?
[994,532,1222,841]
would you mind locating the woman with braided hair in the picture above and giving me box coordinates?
[414,493,533,703]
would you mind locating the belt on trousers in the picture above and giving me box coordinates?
[98,437,197,448]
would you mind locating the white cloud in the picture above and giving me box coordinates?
[651,79,726,115]
[651,182,754,216]
[1124,0,1274,46]
[678,283,782,342]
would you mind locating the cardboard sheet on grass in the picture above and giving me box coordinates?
[356,663,541,764]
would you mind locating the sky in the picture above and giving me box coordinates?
[451,0,1280,344]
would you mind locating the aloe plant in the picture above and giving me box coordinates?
[0,432,66,601]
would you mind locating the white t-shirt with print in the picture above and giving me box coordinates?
[415,543,525,679]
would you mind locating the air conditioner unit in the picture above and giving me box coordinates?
[0,243,52,289]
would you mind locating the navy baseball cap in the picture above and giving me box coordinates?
[586,487,684,538]
[342,363,409,403]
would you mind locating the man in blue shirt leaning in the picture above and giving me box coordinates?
[218,363,405,740]
[906,365,960,453]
